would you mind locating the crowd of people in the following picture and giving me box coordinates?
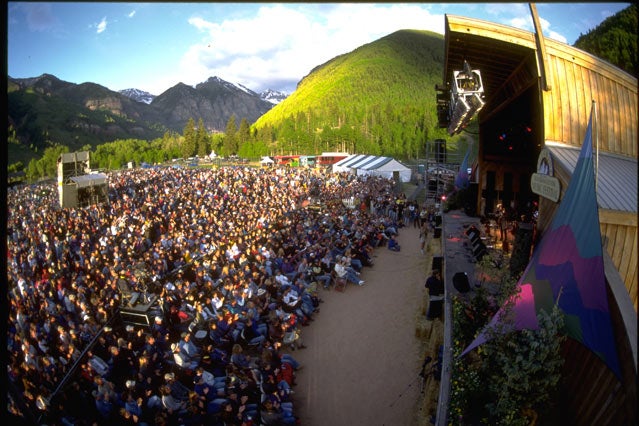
[7,165,416,426]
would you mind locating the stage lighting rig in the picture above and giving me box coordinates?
[447,60,485,135]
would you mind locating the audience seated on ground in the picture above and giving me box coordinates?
[6,166,403,425]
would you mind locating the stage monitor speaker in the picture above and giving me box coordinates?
[465,225,480,240]
[472,242,487,261]
[453,272,471,293]
[431,256,444,273]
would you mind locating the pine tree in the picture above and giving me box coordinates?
[182,118,197,158]
[223,115,238,155]
[237,118,251,154]
[196,118,209,158]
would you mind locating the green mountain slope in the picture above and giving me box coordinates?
[8,74,166,166]
[574,4,637,77]
[252,29,447,158]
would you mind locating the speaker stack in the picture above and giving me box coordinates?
[465,225,487,261]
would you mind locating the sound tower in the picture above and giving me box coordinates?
[435,139,447,163]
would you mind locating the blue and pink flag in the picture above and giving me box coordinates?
[455,149,470,190]
[461,103,621,379]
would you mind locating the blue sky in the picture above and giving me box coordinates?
[8,3,631,95]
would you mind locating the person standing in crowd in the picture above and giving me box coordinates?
[419,222,429,254]
[425,269,444,320]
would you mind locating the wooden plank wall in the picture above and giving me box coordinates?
[536,171,637,311]
[601,221,639,311]
[560,287,637,425]
[542,42,638,158]
[538,44,638,311]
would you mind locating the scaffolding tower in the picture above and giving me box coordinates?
[424,139,464,205]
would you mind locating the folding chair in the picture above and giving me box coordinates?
[332,271,346,292]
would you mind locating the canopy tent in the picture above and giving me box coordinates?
[260,156,275,165]
[332,155,412,182]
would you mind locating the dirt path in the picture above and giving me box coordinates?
[290,223,428,426]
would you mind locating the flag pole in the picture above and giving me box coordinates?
[555,285,564,307]
[593,100,598,194]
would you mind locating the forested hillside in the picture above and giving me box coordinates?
[574,4,637,77]
[12,5,635,182]
[251,29,448,159]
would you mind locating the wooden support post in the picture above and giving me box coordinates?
[529,3,552,91]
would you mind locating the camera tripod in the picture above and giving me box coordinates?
[388,355,439,408]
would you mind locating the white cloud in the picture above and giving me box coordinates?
[546,30,567,44]
[508,16,533,32]
[96,17,107,34]
[177,4,445,93]
[488,5,569,44]
[127,10,136,19]
[507,14,568,44]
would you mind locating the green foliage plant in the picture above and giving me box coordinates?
[449,254,565,425]
[479,305,565,425]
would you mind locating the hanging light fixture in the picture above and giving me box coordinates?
[447,60,485,135]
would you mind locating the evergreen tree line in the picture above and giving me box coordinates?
[574,4,638,77]
[21,98,450,182]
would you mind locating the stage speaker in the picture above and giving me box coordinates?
[431,256,443,273]
[433,227,442,238]
[427,299,443,320]
[453,272,470,293]
[465,225,480,241]
[471,242,487,261]
[509,222,534,278]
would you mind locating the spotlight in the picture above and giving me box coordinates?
[447,60,485,136]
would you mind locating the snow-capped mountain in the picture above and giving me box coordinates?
[118,77,287,106]
[260,89,288,105]
[119,88,155,104]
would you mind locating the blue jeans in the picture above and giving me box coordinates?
[315,274,332,288]
[247,335,266,346]
[343,271,360,284]
[207,398,229,415]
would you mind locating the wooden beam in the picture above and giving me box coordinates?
[603,250,638,372]
[529,3,552,91]
[599,209,638,227]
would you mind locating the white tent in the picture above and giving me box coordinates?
[332,154,366,173]
[332,155,412,182]
[260,156,275,166]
